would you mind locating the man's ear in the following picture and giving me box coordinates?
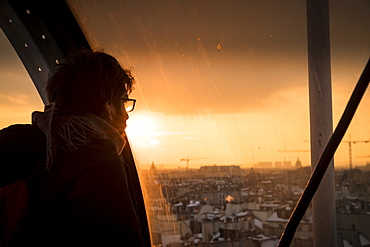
[104,101,114,122]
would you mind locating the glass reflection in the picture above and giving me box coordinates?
[1,0,369,246]
[66,0,370,246]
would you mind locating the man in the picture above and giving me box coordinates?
[5,48,145,246]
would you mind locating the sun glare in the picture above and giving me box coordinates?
[126,114,157,138]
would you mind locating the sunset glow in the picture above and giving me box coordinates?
[1,0,369,170]
[2,2,370,246]
[126,114,158,138]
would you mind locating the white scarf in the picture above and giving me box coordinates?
[32,104,126,170]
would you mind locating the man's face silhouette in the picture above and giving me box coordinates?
[105,92,130,135]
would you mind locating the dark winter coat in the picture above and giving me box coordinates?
[0,124,145,247]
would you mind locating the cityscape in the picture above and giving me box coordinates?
[0,1,368,247]
[139,160,370,247]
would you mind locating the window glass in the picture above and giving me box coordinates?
[67,0,311,169]
[0,28,44,128]
[66,1,370,246]
[1,1,368,246]
[330,2,370,246]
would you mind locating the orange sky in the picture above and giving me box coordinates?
[1,1,369,169]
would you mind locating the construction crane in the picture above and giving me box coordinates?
[342,135,369,170]
[277,149,309,168]
[277,149,310,153]
[180,156,209,169]
[277,142,309,164]
[277,142,310,154]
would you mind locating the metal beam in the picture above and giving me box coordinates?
[306,0,337,246]
[0,0,89,104]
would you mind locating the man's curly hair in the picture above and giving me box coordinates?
[46,48,135,116]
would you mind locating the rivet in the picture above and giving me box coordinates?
[55,60,59,64]
[26,9,31,14]
[24,43,28,48]
[9,19,12,23]
[41,34,46,39]
[38,67,42,72]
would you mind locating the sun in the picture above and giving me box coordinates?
[125,114,157,138]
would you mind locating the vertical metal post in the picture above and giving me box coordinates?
[307,0,337,246]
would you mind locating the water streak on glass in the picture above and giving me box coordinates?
[1,0,369,246]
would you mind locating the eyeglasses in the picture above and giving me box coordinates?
[118,98,136,112]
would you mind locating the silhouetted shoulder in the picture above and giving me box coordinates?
[0,124,46,187]
[28,138,144,247]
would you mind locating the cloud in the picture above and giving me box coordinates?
[0,93,32,105]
